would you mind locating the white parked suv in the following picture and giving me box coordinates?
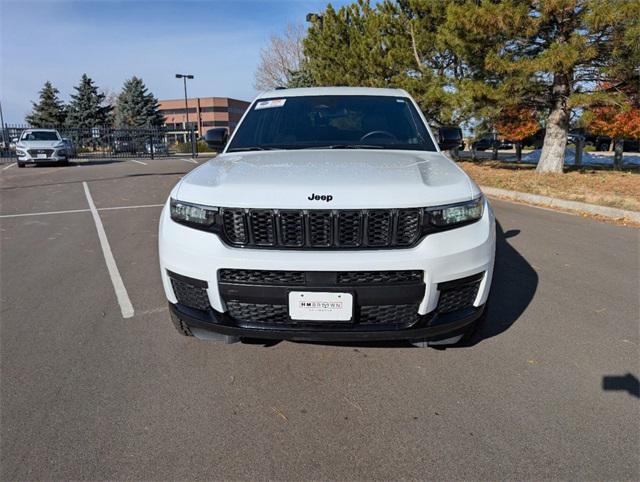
[159,87,495,347]
[14,129,70,167]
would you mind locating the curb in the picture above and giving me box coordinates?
[480,186,640,223]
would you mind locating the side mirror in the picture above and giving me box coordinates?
[203,128,228,150]
[437,126,463,150]
[11,137,18,143]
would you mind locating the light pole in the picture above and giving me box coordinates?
[0,100,6,148]
[175,73,195,157]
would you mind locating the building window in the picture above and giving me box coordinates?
[200,106,229,113]
[159,108,197,115]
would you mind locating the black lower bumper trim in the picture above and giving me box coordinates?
[170,302,485,342]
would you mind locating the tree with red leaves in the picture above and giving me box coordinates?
[585,77,640,168]
[495,107,540,162]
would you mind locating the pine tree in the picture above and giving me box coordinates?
[25,81,67,127]
[304,2,397,89]
[303,0,467,124]
[287,62,316,88]
[444,0,639,173]
[66,74,112,127]
[114,77,164,127]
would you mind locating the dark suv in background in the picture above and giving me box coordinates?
[471,135,513,151]
[568,129,639,152]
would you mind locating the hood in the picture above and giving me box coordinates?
[19,140,62,149]
[176,149,478,209]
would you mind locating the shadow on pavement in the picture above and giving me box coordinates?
[467,221,538,346]
[602,373,639,398]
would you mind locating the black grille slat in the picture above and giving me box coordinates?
[219,269,306,285]
[170,277,210,311]
[337,210,362,246]
[223,209,247,244]
[221,208,424,249]
[396,209,421,245]
[366,210,392,246]
[308,211,332,247]
[437,282,481,314]
[220,269,423,286]
[359,304,419,325]
[249,210,275,246]
[225,301,419,327]
[28,149,54,157]
[226,302,289,324]
[279,210,305,246]
[337,270,423,285]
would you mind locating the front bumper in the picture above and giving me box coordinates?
[171,301,486,342]
[17,149,67,162]
[159,199,496,340]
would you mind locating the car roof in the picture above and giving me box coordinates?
[23,128,59,132]
[256,86,410,100]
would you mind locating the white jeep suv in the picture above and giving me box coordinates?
[15,129,69,167]
[159,87,495,347]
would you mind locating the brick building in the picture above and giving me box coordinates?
[158,97,250,143]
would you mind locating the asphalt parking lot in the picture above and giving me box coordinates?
[1,157,638,480]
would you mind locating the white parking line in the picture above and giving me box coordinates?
[129,159,148,165]
[0,204,163,218]
[178,157,198,164]
[2,163,16,171]
[100,203,163,211]
[0,208,91,218]
[83,181,135,319]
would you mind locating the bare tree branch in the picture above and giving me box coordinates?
[254,23,306,91]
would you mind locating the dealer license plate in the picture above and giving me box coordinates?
[288,291,353,321]
[37,154,47,159]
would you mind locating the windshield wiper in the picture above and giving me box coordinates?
[227,146,280,152]
[304,144,386,150]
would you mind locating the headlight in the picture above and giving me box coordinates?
[16,149,26,156]
[170,198,218,229]
[425,196,484,228]
[54,142,65,149]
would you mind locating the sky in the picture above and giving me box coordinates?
[0,0,353,123]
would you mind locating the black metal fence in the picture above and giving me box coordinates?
[1,124,198,162]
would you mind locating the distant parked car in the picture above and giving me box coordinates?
[62,137,76,158]
[145,142,169,155]
[472,136,513,151]
[13,129,70,167]
[568,128,639,152]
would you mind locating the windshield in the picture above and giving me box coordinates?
[228,95,436,152]
[21,131,60,141]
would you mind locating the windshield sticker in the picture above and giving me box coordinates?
[255,99,286,110]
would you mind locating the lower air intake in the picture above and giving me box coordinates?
[168,271,210,311]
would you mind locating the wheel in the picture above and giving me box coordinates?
[17,162,25,168]
[170,309,193,337]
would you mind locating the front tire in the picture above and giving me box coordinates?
[17,162,25,168]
